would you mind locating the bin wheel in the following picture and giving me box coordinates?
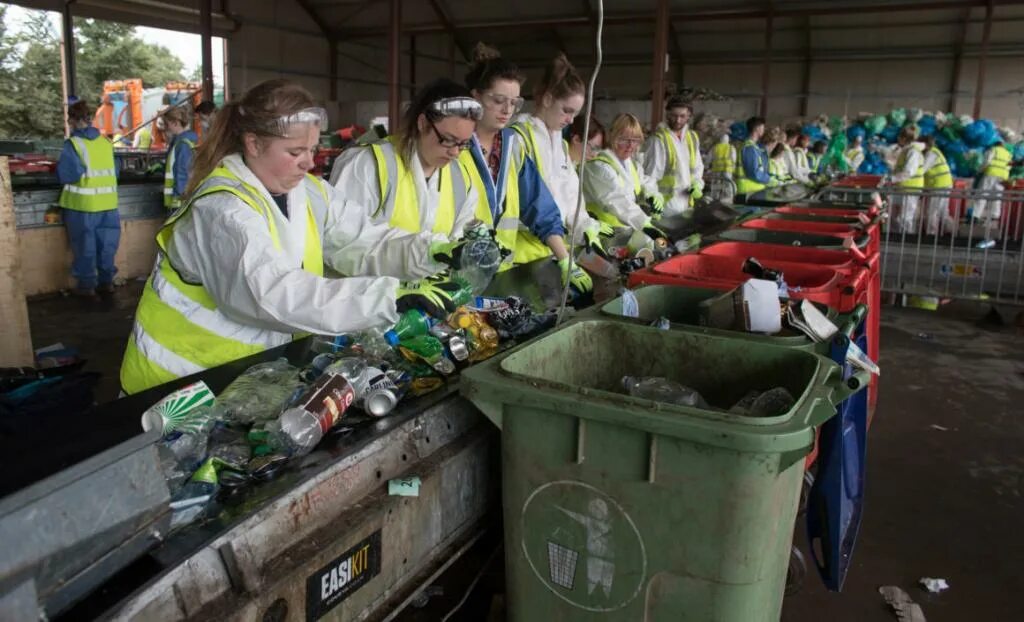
[785,546,807,596]
[798,470,815,516]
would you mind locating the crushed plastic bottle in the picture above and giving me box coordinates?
[399,335,457,375]
[729,387,796,417]
[621,376,710,409]
[169,457,221,529]
[455,237,503,294]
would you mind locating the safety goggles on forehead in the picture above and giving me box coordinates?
[428,97,483,121]
[269,107,328,135]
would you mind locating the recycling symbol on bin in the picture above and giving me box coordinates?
[521,480,647,612]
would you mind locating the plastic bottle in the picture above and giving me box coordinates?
[388,309,431,343]
[277,370,356,455]
[168,457,220,529]
[455,238,503,294]
[621,376,710,409]
[398,335,456,375]
[325,357,370,398]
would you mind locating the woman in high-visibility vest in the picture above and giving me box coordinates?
[707,132,737,203]
[768,143,793,187]
[921,135,956,235]
[56,100,120,299]
[583,113,666,245]
[120,79,458,395]
[887,126,926,233]
[459,44,592,292]
[160,106,199,210]
[567,114,605,169]
[510,53,609,259]
[329,79,483,281]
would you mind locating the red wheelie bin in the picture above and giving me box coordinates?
[740,217,882,258]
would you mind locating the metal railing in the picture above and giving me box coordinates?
[821,181,1024,305]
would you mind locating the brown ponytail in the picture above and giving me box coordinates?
[184,79,318,198]
[533,53,585,105]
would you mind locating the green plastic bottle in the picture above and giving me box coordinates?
[386,309,431,344]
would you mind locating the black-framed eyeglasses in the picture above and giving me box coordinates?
[428,119,473,151]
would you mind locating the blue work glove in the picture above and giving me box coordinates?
[396,279,461,319]
[557,257,593,293]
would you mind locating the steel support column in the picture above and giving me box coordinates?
[200,0,213,102]
[329,40,338,101]
[388,0,401,130]
[409,35,417,100]
[949,8,971,112]
[973,0,993,118]
[61,1,76,99]
[761,11,774,118]
[651,0,670,127]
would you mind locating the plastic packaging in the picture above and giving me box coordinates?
[389,309,431,342]
[448,308,500,362]
[455,237,503,294]
[215,359,306,425]
[729,387,796,418]
[277,372,356,455]
[325,357,371,398]
[398,335,456,375]
[169,457,220,529]
[621,376,710,409]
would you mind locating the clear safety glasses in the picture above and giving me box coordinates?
[481,92,525,114]
[268,107,328,136]
[428,97,484,122]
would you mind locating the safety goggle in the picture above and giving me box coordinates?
[428,97,483,121]
[269,107,328,136]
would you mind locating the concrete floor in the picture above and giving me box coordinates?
[26,287,1024,620]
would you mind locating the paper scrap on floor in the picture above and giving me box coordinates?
[879,585,927,622]
[919,577,949,593]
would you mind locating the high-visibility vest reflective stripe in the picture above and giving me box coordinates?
[370,138,467,235]
[795,148,809,171]
[896,145,925,189]
[924,147,953,189]
[509,121,570,265]
[119,167,327,395]
[586,151,643,229]
[59,136,118,212]
[711,142,736,174]
[769,159,792,184]
[808,152,820,172]
[164,137,196,209]
[458,139,523,270]
[735,140,767,195]
[654,127,699,199]
[984,145,1011,181]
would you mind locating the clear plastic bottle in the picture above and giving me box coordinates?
[621,376,709,409]
[277,371,356,455]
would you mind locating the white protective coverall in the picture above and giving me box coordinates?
[972,146,1008,222]
[165,154,400,339]
[641,122,704,217]
[783,144,812,184]
[327,144,479,279]
[512,113,600,243]
[583,149,660,232]
[890,142,925,233]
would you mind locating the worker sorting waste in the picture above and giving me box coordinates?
[642,96,704,216]
[120,79,449,395]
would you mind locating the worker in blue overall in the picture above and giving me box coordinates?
[56,99,120,299]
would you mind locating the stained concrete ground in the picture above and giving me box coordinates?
[26,287,1024,621]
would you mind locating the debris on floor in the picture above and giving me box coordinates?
[879,585,927,621]
[919,577,950,593]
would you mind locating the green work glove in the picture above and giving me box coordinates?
[689,184,704,201]
[641,218,667,241]
[396,279,461,319]
[557,257,593,293]
[583,222,610,258]
[647,193,666,215]
[429,239,465,268]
